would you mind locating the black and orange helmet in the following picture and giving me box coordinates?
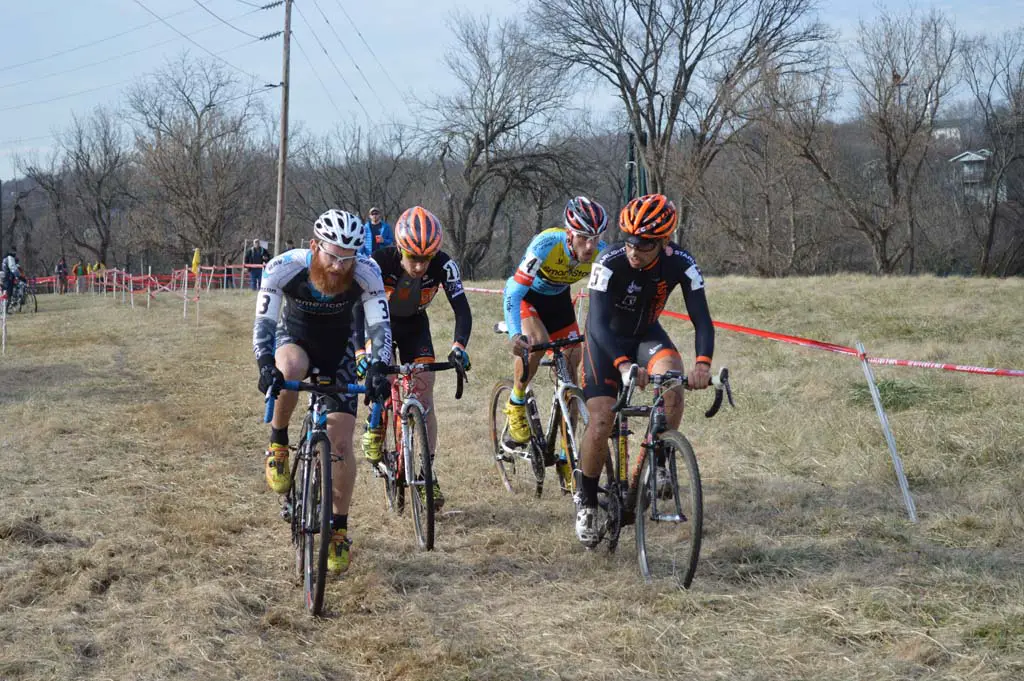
[619,194,677,241]
[564,196,608,236]
[395,206,443,257]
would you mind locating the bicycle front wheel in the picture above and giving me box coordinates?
[27,290,37,313]
[303,434,333,615]
[635,430,703,588]
[290,415,312,582]
[405,404,434,551]
[556,387,588,496]
[488,380,536,495]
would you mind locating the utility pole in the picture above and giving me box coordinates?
[272,0,293,256]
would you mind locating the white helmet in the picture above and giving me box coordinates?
[313,209,364,251]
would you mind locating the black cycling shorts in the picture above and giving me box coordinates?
[581,323,681,400]
[391,313,435,363]
[275,330,359,415]
[520,288,580,341]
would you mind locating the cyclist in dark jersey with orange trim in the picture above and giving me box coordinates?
[575,194,715,547]
[353,206,472,508]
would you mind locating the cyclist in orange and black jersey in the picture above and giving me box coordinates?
[353,206,472,509]
[574,194,715,548]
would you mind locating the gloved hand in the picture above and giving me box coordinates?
[258,360,285,396]
[363,360,390,405]
[448,345,471,371]
[355,349,370,379]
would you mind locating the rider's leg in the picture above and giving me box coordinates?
[639,327,684,430]
[512,314,549,395]
[271,343,310,438]
[327,412,358,515]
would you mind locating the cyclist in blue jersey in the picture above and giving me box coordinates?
[501,197,608,460]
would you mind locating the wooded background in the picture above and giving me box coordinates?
[4,3,1022,279]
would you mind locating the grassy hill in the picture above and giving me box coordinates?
[1,276,1022,681]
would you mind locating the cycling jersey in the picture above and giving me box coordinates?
[353,247,471,351]
[503,227,606,337]
[586,242,714,370]
[252,249,392,367]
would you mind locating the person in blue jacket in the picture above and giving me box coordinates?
[359,206,394,256]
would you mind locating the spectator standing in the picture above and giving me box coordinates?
[245,239,263,290]
[359,206,394,256]
[73,261,85,293]
[55,257,69,294]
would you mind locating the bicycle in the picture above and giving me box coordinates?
[488,324,589,498]
[263,373,377,616]
[370,359,466,551]
[596,364,733,588]
[5,279,36,313]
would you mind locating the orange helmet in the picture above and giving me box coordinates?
[395,206,443,257]
[619,194,677,241]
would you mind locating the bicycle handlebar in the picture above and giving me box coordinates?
[514,335,585,385]
[611,365,734,418]
[381,360,466,400]
[263,380,368,423]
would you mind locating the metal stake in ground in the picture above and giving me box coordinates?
[856,340,918,523]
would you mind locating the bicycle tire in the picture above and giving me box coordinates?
[303,434,333,615]
[405,404,434,550]
[599,445,623,553]
[635,430,703,588]
[290,415,312,582]
[27,290,37,313]
[488,380,537,495]
[381,401,401,514]
[556,387,588,496]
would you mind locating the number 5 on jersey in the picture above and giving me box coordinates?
[588,263,612,292]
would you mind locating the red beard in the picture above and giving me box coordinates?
[309,254,354,296]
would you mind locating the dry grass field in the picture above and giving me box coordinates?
[1,275,1023,681]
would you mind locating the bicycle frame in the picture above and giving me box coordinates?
[378,372,429,490]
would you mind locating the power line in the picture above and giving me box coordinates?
[309,0,386,109]
[331,0,403,99]
[0,6,196,73]
[0,38,265,114]
[190,0,259,40]
[0,7,269,93]
[132,0,265,83]
[292,34,347,120]
[292,2,371,119]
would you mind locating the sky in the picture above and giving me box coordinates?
[0,0,1020,179]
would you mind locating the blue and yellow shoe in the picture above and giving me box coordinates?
[327,529,351,575]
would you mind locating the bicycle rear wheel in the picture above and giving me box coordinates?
[635,430,703,588]
[488,380,537,495]
[556,388,588,496]
[598,446,623,553]
[302,434,333,615]
[405,404,434,550]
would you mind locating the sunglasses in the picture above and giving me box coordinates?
[625,239,660,253]
[317,245,357,265]
[401,250,434,264]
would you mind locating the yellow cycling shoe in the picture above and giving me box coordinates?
[264,443,291,494]
[504,399,531,443]
[362,426,383,464]
[327,529,351,574]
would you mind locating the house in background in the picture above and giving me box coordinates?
[949,149,1006,204]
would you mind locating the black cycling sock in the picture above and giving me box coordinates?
[270,427,288,447]
[580,474,599,507]
[332,514,347,531]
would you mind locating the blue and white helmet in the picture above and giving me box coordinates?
[313,209,364,251]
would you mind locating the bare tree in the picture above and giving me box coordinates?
[127,56,269,264]
[430,13,577,277]
[962,28,1024,275]
[769,9,959,273]
[528,0,828,239]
